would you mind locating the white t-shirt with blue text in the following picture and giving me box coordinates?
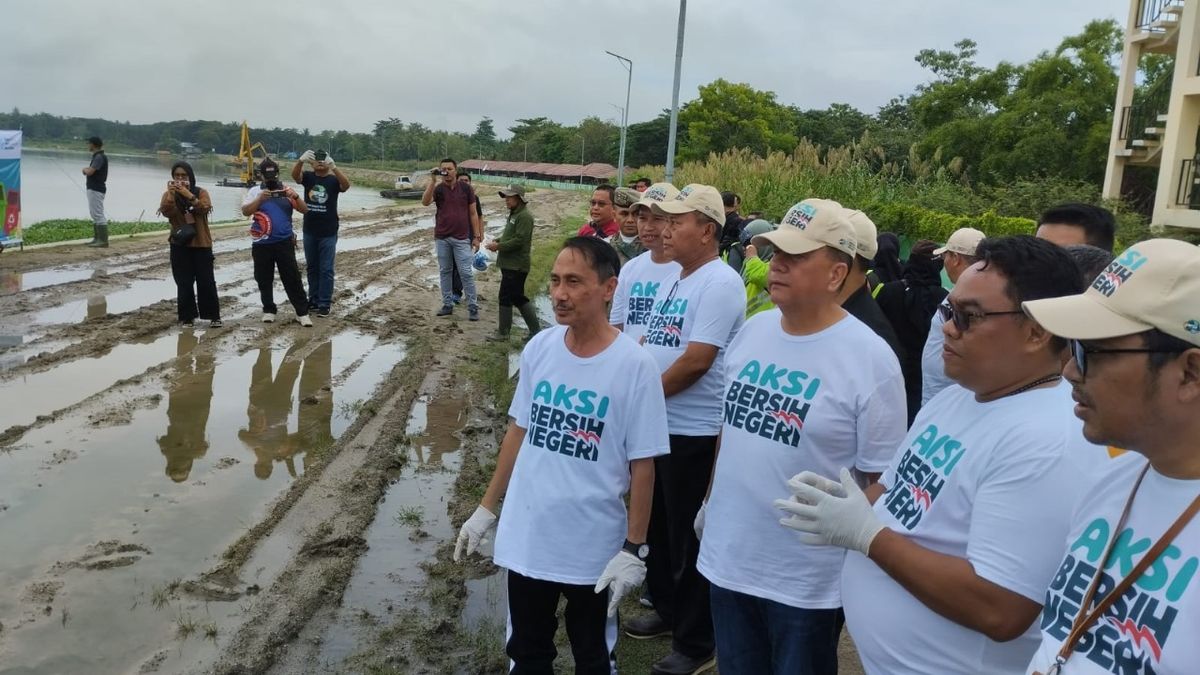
[1027,452,1200,675]
[842,381,1083,675]
[698,310,906,609]
[609,251,681,343]
[641,258,746,436]
[494,326,670,585]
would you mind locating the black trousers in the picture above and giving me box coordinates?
[646,434,717,658]
[507,570,615,675]
[251,240,308,315]
[498,268,530,307]
[170,244,219,322]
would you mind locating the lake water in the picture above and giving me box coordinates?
[18,150,392,226]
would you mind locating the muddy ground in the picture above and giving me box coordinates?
[0,186,864,675]
[0,187,578,675]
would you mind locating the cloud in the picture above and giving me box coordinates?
[7,0,1126,138]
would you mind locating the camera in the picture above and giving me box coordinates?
[314,150,327,161]
[431,168,449,176]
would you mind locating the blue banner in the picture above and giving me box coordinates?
[0,131,21,246]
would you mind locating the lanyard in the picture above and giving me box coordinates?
[1040,462,1200,675]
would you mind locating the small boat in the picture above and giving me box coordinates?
[380,188,425,200]
[216,178,256,188]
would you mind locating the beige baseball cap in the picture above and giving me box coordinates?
[498,184,527,200]
[651,183,727,226]
[1022,238,1200,347]
[844,209,878,259]
[932,227,986,256]
[753,198,858,257]
[631,182,680,212]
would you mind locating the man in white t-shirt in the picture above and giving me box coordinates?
[696,198,907,674]
[777,235,1088,674]
[1022,239,1200,675]
[453,237,670,673]
[622,184,745,675]
[610,182,682,342]
[921,226,985,406]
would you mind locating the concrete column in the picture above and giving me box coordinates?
[1103,0,1145,200]
[1153,0,1200,228]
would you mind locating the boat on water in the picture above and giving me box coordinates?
[379,188,424,199]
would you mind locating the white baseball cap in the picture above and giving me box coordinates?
[631,182,680,212]
[651,184,727,226]
[1022,238,1200,347]
[932,227,986,257]
[843,209,879,259]
[753,198,858,257]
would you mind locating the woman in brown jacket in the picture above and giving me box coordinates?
[160,161,221,327]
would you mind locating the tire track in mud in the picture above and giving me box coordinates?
[0,189,587,674]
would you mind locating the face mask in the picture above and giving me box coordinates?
[620,233,637,244]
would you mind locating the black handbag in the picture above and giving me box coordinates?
[170,211,197,246]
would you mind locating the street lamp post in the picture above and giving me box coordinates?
[605,50,633,187]
[665,0,687,184]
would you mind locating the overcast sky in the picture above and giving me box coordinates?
[8,0,1128,138]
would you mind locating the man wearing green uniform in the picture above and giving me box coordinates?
[486,184,541,341]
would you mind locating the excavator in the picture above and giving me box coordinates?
[216,122,268,187]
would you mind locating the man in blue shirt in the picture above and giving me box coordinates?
[242,158,313,327]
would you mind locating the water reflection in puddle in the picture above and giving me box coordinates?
[0,328,407,673]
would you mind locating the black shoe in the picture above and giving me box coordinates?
[650,651,716,675]
[468,306,480,322]
[317,307,331,317]
[436,305,453,317]
[623,612,671,640]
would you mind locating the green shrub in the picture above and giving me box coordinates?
[862,203,1036,243]
[22,219,171,245]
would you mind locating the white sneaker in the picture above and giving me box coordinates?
[262,313,276,323]
[297,314,314,327]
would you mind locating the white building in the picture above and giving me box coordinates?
[1104,0,1200,230]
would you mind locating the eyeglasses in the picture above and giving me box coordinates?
[1069,339,1186,377]
[938,302,1025,333]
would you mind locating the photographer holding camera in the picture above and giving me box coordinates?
[292,149,350,318]
[159,161,221,328]
[421,158,482,320]
[242,157,313,327]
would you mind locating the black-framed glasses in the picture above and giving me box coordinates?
[1069,339,1186,376]
[938,302,1025,333]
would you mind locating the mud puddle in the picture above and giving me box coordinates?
[263,378,470,674]
[0,329,407,674]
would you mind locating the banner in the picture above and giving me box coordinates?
[0,130,21,247]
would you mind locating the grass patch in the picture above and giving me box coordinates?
[175,611,199,639]
[20,218,241,246]
[393,506,424,528]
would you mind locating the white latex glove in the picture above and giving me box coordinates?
[593,550,646,617]
[774,468,883,555]
[299,149,316,164]
[322,153,335,168]
[694,501,707,540]
[453,505,497,562]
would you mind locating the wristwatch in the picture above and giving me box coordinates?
[623,539,649,561]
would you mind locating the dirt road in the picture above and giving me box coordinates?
[0,188,581,675]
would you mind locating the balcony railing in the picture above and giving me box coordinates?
[1175,157,1200,208]
[1120,67,1174,148]
[1137,0,1183,31]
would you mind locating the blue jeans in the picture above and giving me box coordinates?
[436,237,477,309]
[710,583,842,675]
[303,233,337,309]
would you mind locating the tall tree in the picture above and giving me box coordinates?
[678,79,798,160]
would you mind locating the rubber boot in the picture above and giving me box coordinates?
[85,222,98,246]
[486,305,514,342]
[517,302,541,340]
[87,225,109,248]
